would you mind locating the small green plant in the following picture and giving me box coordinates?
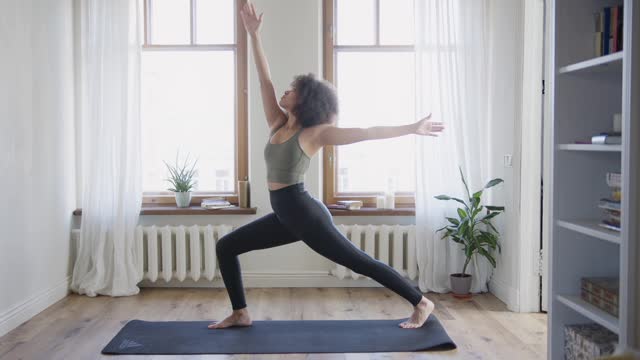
[163,152,199,193]
[434,167,505,276]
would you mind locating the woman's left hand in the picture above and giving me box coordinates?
[240,1,263,35]
[413,113,444,136]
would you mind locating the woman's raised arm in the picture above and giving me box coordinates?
[240,2,286,129]
[313,114,443,146]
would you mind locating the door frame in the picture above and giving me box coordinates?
[517,0,546,313]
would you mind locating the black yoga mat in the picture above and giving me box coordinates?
[102,316,456,354]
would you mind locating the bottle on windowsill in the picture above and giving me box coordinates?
[384,176,395,209]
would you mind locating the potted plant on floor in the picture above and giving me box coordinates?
[163,152,198,208]
[434,167,505,299]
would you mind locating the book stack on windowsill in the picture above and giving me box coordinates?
[201,197,234,209]
[598,172,621,232]
[327,200,363,210]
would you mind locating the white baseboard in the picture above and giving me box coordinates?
[488,278,520,311]
[0,276,71,338]
[138,270,421,290]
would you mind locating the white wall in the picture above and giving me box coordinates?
[0,0,76,337]
[486,0,526,310]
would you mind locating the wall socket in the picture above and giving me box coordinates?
[503,154,513,167]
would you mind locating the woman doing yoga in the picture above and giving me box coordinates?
[208,1,444,330]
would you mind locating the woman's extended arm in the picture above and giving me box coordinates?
[314,114,444,146]
[240,2,286,128]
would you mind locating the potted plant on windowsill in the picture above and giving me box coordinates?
[163,153,198,208]
[434,167,505,299]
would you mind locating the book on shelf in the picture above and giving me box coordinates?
[598,169,623,232]
[598,221,621,232]
[598,198,621,211]
[591,132,622,145]
[599,197,621,232]
[594,5,624,56]
[603,209,621,225]
[595,32,603,57]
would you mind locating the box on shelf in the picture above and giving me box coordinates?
[581,277,619,305]
[564,323,618,360]
[580,288,619,317]
[606,173,621,188]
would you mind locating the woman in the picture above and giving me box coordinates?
[209,1,444,330]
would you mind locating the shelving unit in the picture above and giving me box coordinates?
[546,0,639,358]
[556,295,619,333]
[558,51,623,74]
[557,219,621,244]
[557,144,621,151]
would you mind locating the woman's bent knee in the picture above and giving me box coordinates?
[216,234,233,255]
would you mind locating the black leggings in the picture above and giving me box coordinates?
[215,182,423,310]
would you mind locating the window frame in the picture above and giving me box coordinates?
[322,0,415,208]
[141,0,248,206]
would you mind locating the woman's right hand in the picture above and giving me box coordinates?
[240,1,263,36]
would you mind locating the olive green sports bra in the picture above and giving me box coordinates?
[263,123,311,184]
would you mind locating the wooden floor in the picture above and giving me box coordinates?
[0,287,547,360]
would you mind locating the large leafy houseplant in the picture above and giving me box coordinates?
[163,152,198,208]
[434,167,505,298]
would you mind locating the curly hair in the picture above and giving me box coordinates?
[290,73,339,127]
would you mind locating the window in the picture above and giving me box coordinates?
[142,0,247,205]
[323,0,416,207]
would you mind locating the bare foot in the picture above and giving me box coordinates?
[399,296,434,329]
[208,308,253,329]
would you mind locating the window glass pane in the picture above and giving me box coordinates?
[380,0,414,45]
[142,51,235,192]
[195,0,234,44]
[150,0,191,44]
[336,0,375,45]
[336,51,415,193]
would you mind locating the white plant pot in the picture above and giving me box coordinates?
[174,192,192,208]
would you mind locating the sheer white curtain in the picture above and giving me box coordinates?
[414,0,493,293]
[71,0,143,297]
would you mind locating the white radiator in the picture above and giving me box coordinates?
[330,224,418,281]
[71,223,417,284]
[72,225,233,283]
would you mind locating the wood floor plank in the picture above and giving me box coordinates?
[472,294,547,357]
[0,288,547,360]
